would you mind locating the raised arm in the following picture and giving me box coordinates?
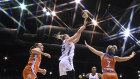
[67,25,86,43]
[114,51,136,62]
[85,41,104,57]
[31,48,51,58]
[67,19,87,43]
[73,33,81,44]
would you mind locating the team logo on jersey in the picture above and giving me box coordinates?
[104,57,113,60]
[104,68,114,71]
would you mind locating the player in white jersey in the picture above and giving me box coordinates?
[79,66,101,79]
[57,20,87,79]
[86,66,102,79]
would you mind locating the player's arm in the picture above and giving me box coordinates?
[114,51,136,62]
[31,48,51,58]
[86,73,90,78]
[38,68,46,75]
[42,53,51,58]
[73,19,87,44]
[98,73,102,79]
[85,41,104,57]
[67,25,86,43]
[67,19,87,43]
[73,33,81,44]
[31,48,44,54]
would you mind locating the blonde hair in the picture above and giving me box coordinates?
[112,45,117,51]
[56,34,67,40]
[107,45,118,55]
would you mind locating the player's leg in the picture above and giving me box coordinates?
[67,70,75,79]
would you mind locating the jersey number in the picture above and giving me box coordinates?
[62,45,65,53]
[106,61,111,67]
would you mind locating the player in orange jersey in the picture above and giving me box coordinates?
[23,43,51,79]
[85,41,136,79]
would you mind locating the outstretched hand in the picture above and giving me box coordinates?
[130,51,136,58]
[41,69,47,75]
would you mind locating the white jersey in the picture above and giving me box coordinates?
[59,40,75,60]
[89,73,99,79]
[59,40,75,76]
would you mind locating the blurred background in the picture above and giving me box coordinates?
[0,0,140,79]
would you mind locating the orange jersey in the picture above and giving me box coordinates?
[24,53,41,77]
[101,53,116,73]
[102,73,118,79]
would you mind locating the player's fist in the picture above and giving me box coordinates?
[44,53,51,58]
[130,51,136,58]
[42,69,47,75]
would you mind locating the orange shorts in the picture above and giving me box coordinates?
[102,73,118,79]
[23,68,36,79]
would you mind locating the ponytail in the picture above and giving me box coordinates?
[56,34,67,40]
[112,45,117,53]
[107,45,118,55]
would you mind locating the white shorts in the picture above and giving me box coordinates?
[59,56,74,76]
